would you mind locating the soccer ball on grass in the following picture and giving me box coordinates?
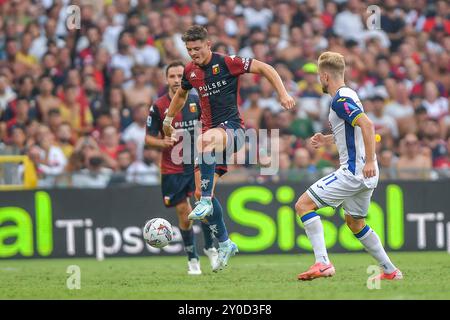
[143,218,174,248]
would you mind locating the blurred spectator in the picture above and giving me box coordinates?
[422,81,448,121]
[56,122,75,160]
[99,125,125,170]
[0,0,448,186]
[0,124,26,155]
[132,24,160,67]
[3,99,32,137]
[83,73,103,120]
[0,73,16,114]
[243,0,273,31]
[396,133,432,180]
[333,0,364,43]
[242,86,263,130]
[121,104,147,160]
[384,81,415,136]
[124,67,155,109]
[110,30,135,80]
[126,145,159,185]
[36,75,62,123]
[420,118,448,168]
[367,95,398,149]
[59,84,93,135]
[72,150,113,188]
[33,125,67,187]
[107,86,133,131]
[378,149,397,180]
[44,105,62,132]
[108,148,133,185]
[297,62,323,132]
[258,77,281,112]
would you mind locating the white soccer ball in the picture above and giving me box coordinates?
[143,218,174,248]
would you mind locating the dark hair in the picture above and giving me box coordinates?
[10,124,26,133]
[39,74,52,82]
[165,60,185,76]
[181,25,208,42]
[64,83,77,91]
[48,108,61,117]
[89,156,103,167]
[97,108,112,117]
[212,42,227,52]
[19,75,33,86]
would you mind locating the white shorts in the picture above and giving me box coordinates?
[306,167,378,218]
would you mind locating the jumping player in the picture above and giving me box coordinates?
[162,25,295,272]
[295,52,403,281]
[146,61,218,275]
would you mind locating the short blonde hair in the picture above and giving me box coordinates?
[318,51,345,79]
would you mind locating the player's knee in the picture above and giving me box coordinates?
[345,214,365,233]
[197,133,214,152]
[295,199,312,216]
[176,210,192,229]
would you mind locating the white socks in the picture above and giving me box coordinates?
[303,215,330,265]
[355,225,397,274]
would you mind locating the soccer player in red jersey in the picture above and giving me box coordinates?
[162,26,295,272]
[147,61,218,275]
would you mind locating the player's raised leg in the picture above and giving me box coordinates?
[194,168,237,272]
[295,192,335,281]
[174,199,202,275]
[189,128,227,220]
[345,213,402,280]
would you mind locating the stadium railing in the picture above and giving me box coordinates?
[2,167,449,189]
[0,155,38,190]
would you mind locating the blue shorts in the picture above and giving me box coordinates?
[218,120,245,154]
[195,120,245,176]
[161,173,195,207]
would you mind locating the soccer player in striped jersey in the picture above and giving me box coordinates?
[295,52,402,281]
[147,61,218,275]
[163,25,295,272]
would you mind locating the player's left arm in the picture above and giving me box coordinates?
[249,59,295,110]
[354,114,377,179]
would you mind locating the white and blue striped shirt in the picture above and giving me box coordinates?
[328,87,366,176]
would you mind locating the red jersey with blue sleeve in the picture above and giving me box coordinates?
[181,52,252,132]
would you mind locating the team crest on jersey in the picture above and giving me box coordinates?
[189,103,197,113]
[212,64,220,75]
[190,71,196,79]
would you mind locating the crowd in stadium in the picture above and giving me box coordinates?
[0,0,449,187]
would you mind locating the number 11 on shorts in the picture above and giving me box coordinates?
[322,173,338,186]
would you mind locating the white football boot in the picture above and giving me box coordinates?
[203,247,219,269]
[187,258,202,275]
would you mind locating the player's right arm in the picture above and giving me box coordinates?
[162,87,188,137]
[310,133,334,149]
[249,59,295,110]
[146,105,175,149]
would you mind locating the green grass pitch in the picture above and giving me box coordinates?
[1,252,449,299]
